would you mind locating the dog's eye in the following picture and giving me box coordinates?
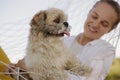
[53,18,60,23]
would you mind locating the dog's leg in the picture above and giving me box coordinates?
[65,57,92,76]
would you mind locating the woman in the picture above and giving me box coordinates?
[6,0,120,80]
[64,0,120,80]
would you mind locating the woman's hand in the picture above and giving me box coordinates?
[15,59,26,70]
[3,58,26,77]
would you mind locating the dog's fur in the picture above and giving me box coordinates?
[24,8,92,80]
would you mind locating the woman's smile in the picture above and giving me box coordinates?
[88,25,98,33]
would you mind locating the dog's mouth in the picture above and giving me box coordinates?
[46,31,70,37]
[57,31,70,36]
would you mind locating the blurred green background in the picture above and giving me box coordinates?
[105,58,120,80]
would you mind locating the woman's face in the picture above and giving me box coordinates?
[84,2,117,40]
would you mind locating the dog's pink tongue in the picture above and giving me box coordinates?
[64,32,70,36]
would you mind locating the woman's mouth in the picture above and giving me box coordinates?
[88,25,97,33]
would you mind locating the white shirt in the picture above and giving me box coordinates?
[63,36,115,80]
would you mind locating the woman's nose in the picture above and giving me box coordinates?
[93,20,100,28]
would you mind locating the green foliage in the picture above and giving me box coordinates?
[105,58,120,80]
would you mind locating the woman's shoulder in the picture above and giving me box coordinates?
[87,39,115,57]
[88,39,115,50]
[82,39,115,60]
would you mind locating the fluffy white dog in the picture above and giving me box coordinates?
[25,8,92,80]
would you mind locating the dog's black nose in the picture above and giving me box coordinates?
[63,22,68,27]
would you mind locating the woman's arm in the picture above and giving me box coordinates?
[86,49,115,80]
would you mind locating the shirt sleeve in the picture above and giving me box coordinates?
[67,43,115,80]
[85,46,115,80]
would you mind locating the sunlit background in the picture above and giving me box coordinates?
[0,0,120,63]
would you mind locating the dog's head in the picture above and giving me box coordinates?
[30,8,71,37]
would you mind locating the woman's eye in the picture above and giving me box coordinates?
[101,21,109,27]
[92,15,98,19]
[102,23,109,27]
[54,18,60,23]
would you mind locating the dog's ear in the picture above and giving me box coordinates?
[30,11,47,27]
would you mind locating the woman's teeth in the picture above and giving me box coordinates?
[89,26,97,33]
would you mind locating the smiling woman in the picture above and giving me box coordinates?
[64,0,120,80]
